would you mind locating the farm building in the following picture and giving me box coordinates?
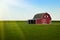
[28,13,51,24]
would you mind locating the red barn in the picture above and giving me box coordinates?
[28,13,51,24]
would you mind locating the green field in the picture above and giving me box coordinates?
[0,21,60,40]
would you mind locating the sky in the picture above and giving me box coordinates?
[0,0,60,20]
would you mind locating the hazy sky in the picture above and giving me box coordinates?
[0,0,60,20]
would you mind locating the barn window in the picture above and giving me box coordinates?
[44,15,48,18]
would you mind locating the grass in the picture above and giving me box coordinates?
[0,21,60,40]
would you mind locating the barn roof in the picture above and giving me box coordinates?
[33,13,45,20]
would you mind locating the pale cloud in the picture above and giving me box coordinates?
[0,0,27,20]
[6,0,30,8]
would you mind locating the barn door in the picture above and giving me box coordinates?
[42,19,47,24]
